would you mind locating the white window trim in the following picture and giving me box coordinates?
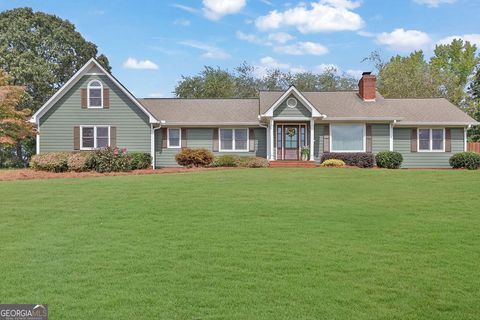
[87,80,103,109]
[219,128,249,152]
[330,123,366,153]
[417,128,445,152]
[167,128,181,149]
[80,125,110,150]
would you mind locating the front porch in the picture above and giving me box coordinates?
[266,120,316,162]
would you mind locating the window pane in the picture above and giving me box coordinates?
[169,129,180,147]
[331,125,364,151]
[432,129,443,140]
[89,88,102,107]
[89,81,101,87]
[419,129,430,140]
[97,138,108,148]
[97,127,108,138]
[220,129,233,150]
[432,139,443,150]
[234,129,247,150]
[284,127,298,148]
[419,140,430,150]
[277,127,282,148]
[82,127,94,148]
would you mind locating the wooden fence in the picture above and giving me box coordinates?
[467,142,480,153]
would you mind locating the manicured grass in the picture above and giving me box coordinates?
[1,168,479,319]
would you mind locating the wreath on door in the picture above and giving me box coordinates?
[286,128,296,137]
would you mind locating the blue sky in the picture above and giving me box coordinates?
[1,0,479,97]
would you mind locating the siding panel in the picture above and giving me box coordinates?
[40,75,150,153]
[155,128,267,168]
[393,128,464,168]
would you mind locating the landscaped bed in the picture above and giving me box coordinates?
[1,168,479,319]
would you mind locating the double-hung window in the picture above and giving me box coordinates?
[167,128,181,148]
[81,126,110,149]
[331,124,365,152]
[88,80,103,108]
[418,128,444,152]
[220,128,248,152]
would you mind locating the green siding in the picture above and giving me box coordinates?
[155,128,267,168]
[40,75,150,153]
[372,124,390,153]
[393,128,464,168]
[313,124,326,163]
[273,95,311,118]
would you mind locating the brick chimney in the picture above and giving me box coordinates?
[358,72,376,101]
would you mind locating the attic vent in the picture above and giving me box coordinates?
[287,97,298,108]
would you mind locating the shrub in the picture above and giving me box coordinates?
[321,152,375,168]
[449,152,480,170]
[175,148,214,167]
[129,152,152,170]
[375,151,403,169]
[30,152,69,172]
[211,155,240,167]
[67,152,93,172]
[236,156,270,168]
[87,147,132,173]
[321,159,346,167]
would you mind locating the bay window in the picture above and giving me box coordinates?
[220,128,248,152]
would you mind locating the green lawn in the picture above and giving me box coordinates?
[1,169,479,319]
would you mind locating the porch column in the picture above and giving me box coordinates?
[269,118,275,160]
[309,119,315,161]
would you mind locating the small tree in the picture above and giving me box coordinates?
[0,70,33,151]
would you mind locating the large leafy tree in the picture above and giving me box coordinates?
[430,39,479,106]
[0,7,111,111]
[175,64,357,98]
[467,67,480,141]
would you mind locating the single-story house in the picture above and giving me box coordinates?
[30,58,479,168]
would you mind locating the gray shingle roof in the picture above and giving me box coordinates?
[140,98,259,125]
[139,91,478,126]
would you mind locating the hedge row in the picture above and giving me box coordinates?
[321,152,375,168]
[30,147,151,172]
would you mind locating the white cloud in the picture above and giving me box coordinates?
[255,0,364,33]
[413,0,457,7]
[274,41,329,55]
[172,4,199,14]
[236,31,264,45]
[268,32,294,44]
[180,40,231,59]
[315,63,339,73]
[122,58,159,70]
[254,56,308,77]
[436,34,480,48]
[315,64,363,78]
[260,56,291,69]
[174,18,191,26]
[376,28,431,51]
[202,0,246,20]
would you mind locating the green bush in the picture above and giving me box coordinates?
[175,148,214,167]
[321,159,346,167]
[67,152,93,172]
[235,156,270,168]
[87,147,132,173]
[375,151,403,169]
[211,155,240,167]
[129,152,152,170]
[30,152,69,172]
[449,152,480,170]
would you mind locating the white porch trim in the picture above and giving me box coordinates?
[309,119,315,161]
[269,118,275,160]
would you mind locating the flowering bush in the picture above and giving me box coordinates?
[321,159,346,167]
[175,148,214,167]
[86,147,131,172]
[30,152,69,172]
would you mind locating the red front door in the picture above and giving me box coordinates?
[283,126,299,160]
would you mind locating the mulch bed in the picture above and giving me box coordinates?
[0,167,235,182]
